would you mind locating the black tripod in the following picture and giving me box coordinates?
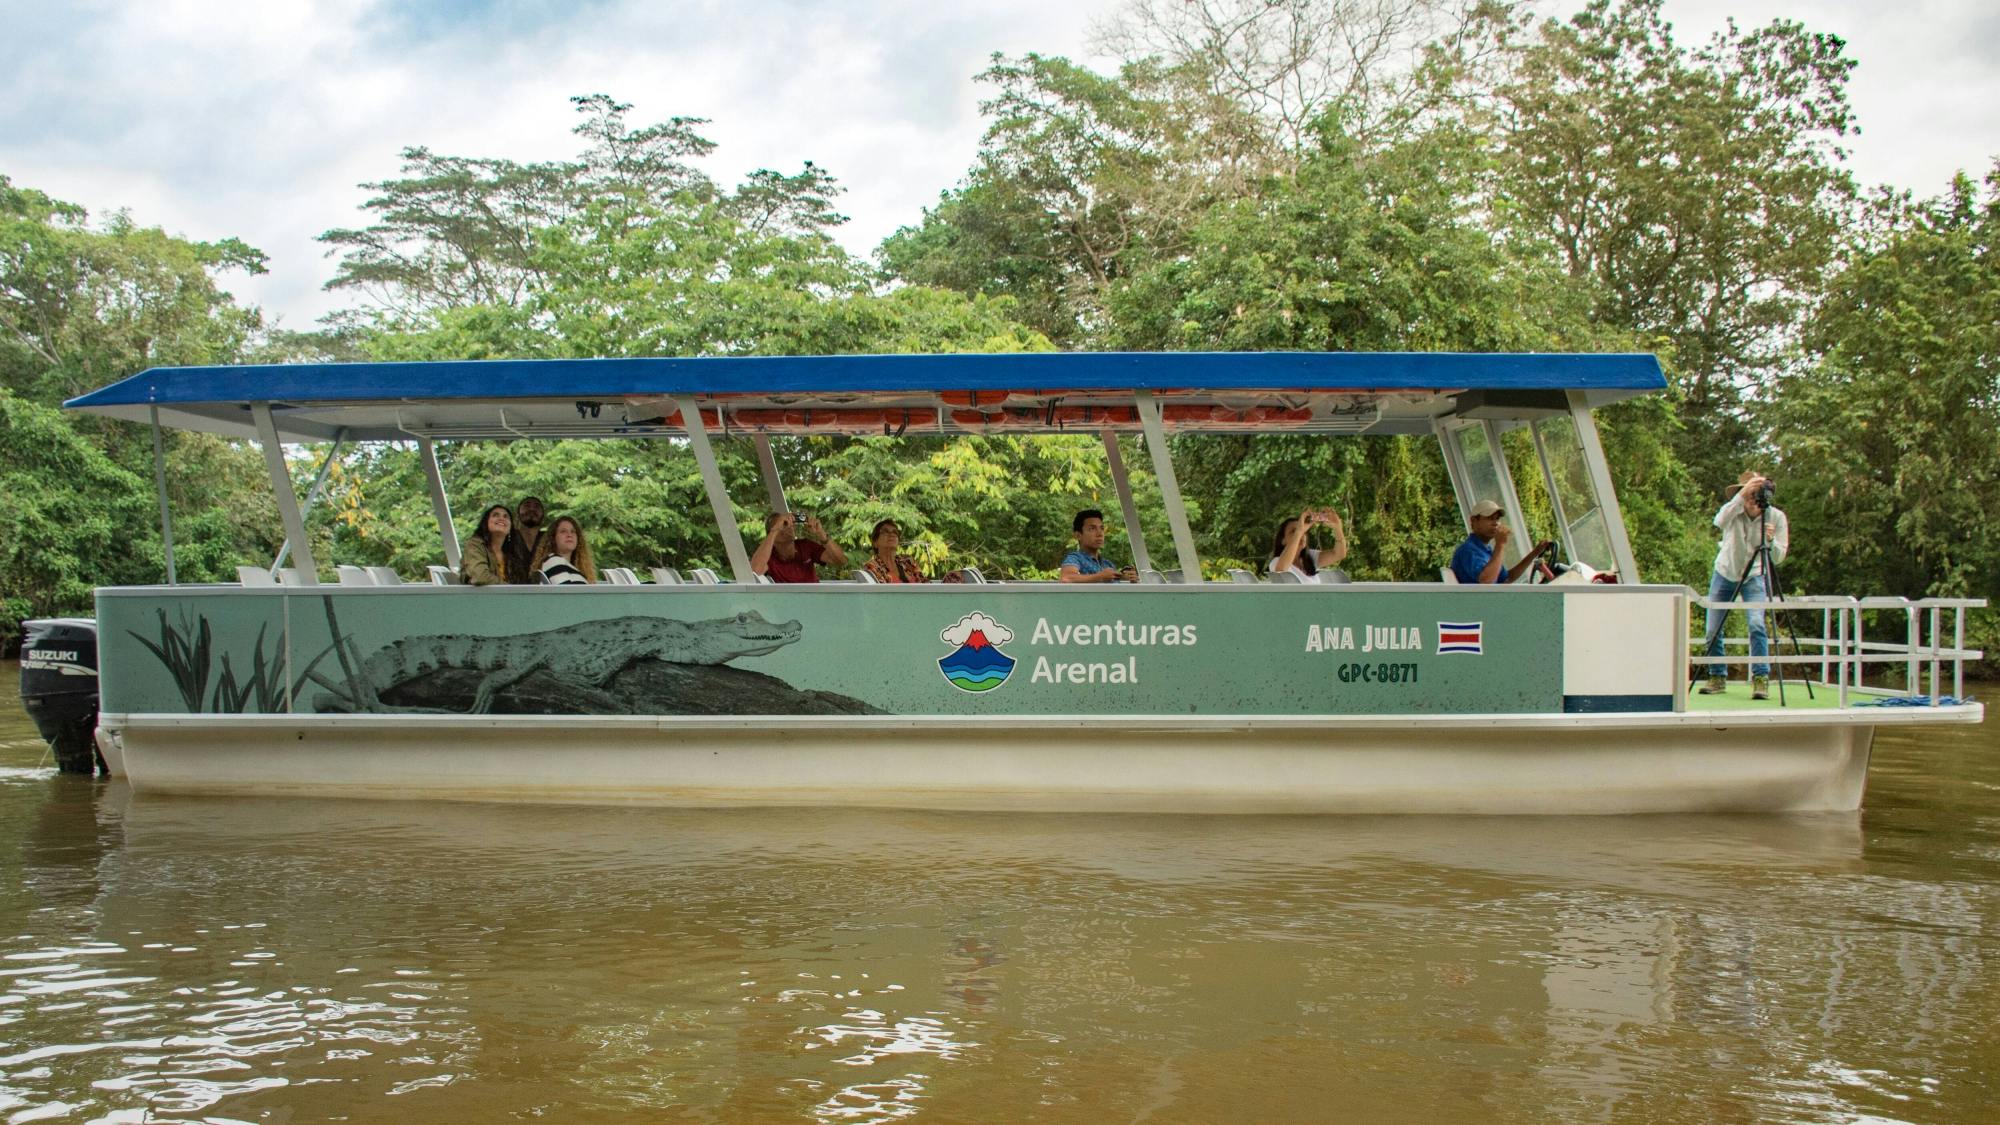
[1714,501,1812,705]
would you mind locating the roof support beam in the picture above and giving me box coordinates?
[275,429,346,573]
[1529,420,1576,565]
[419,438,461,569]
[251,402,317,584]
[1482,419,1530,567]
[752,433,787,513]
[149,406,176,585]
[680,397,754,583]
[1134,390,1199,581]
[1101,430,1151,573]
[1565,390,1640,583]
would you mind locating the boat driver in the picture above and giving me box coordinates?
[1449,500,1553,584]
[1060,509,1139,583]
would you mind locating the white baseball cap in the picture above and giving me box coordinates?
[1468,499,1503,518]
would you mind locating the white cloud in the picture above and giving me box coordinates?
[941,612,1014,647]
[3,0,1993,333]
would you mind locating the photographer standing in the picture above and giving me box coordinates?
[1699,471,1790,699]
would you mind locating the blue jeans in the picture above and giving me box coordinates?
[1703,571,1769,677]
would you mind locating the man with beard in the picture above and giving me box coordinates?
[516,496,547,559]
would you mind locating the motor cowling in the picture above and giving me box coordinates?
[18,618,103,775]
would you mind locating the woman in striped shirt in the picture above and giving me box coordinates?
[531,516,597,585]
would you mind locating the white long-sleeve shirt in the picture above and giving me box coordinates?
[1712,491,1789,580]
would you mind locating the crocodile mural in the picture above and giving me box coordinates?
[308,611,882,716]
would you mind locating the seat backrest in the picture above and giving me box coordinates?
[237,565,276,587]
[690,567,722,585]
[1323,567,1352,584]
[754,573,774,585]
[1439,566,1460,584]
[337,564,375,586]
[1138,568,1166,584]
[428,565,462,586]
[651,567,683,585]
[1228,568,1261,584]
[367,566,402,585]
[1268,569,1303,584]
[1162,569,1184,584]
[604,567,637,585]
[852,569,878,583]
[276,568,308,586]
[960,566,988,584]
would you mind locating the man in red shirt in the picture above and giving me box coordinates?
[751,511,848,583]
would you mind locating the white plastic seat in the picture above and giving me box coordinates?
[959,566,989,584]
[1162,569,1184,584]
[1228,568,1261,584]
[276,568,307,586]
[604,567,639,585]
[753,573,774,585]
[336,565,375,586]
[428,565,462,586]
[1138,569,1166,584]
[1439,567,1459,584]
[651,567,683,585]
[1268,570,1303,584]
[852,569,878,583]
[236,565,276,587]
[690,567,722,585]
[367,566,402,585]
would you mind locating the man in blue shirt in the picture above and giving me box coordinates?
[1450,500,1553,584]
[1060,509,1138,583]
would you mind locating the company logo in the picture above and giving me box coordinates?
[1437,621,1484,655]
[938,612,1017,692]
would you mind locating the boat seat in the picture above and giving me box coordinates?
[690,568,722,585]
[337,565,375,586]
[428,565,462,586]
[1138,568,1167,584]
[1439,567,1459,584]
[1162,569,1184,584]
[276,568,308,586]
[651,567,683,585]
[1228,568,1261,584]
[852,569,878,583]
[604,567,640,585]
[236,565,276,587]
[959,566,989,584]
[1268,570,1302,584]
[753,573,774,585]
[367,566,402,585]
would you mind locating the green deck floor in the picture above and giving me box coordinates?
[1683,677,1873,712]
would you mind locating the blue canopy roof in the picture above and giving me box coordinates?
[65,351,1665,441]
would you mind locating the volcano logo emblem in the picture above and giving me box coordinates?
[938,612,1017,693]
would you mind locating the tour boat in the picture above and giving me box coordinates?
[32,351,1984,813]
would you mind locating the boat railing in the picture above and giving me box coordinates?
[1690,594,1987,706]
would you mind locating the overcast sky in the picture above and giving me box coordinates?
[5,0,1995,330]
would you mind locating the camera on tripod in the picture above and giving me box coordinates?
[1754,479,1775,506]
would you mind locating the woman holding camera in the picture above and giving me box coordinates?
[751,509,848,584]
[1269,507,1350,583]
[1699,471,1790,699]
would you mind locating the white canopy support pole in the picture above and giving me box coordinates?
[1481,420,1530,567]
[419,438,460,569]
[1565,391,1641,583]
[1529,419,1577,564]
[148,406,177,585]
[251,402,318,584]
[275,428,346,572]
[1432,419,1474,522]
[751,432,787,513]
[1100,429,1151,573]
[1134,391,1199,581]
[680,397,754,583]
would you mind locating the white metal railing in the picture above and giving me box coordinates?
[1689,594,1986,707]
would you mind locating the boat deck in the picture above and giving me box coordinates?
[1685,680,1931,712]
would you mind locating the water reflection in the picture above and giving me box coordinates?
[0,711,1993,1120]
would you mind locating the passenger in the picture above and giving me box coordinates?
[1269,507,1349,582]
[1060,509,1138,583]
[863,520,926,583]
[530,515,596,585]
[752,510,848,583]
[1449,500,1553,585]
[461,504,532,586]
[516,496,548,558]
[1699,471,1789,699]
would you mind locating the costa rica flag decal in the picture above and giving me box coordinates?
[1437,622,1484,655]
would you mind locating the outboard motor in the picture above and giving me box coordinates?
[18,618,104,775]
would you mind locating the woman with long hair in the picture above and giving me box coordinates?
[862,519,926,583]
[460,504,532,586]
[530,515,597,585]
[1268,507,1349,583]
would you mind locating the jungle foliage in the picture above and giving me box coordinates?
[2,2,1994,665]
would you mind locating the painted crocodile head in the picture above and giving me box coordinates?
[648,610,803,664]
